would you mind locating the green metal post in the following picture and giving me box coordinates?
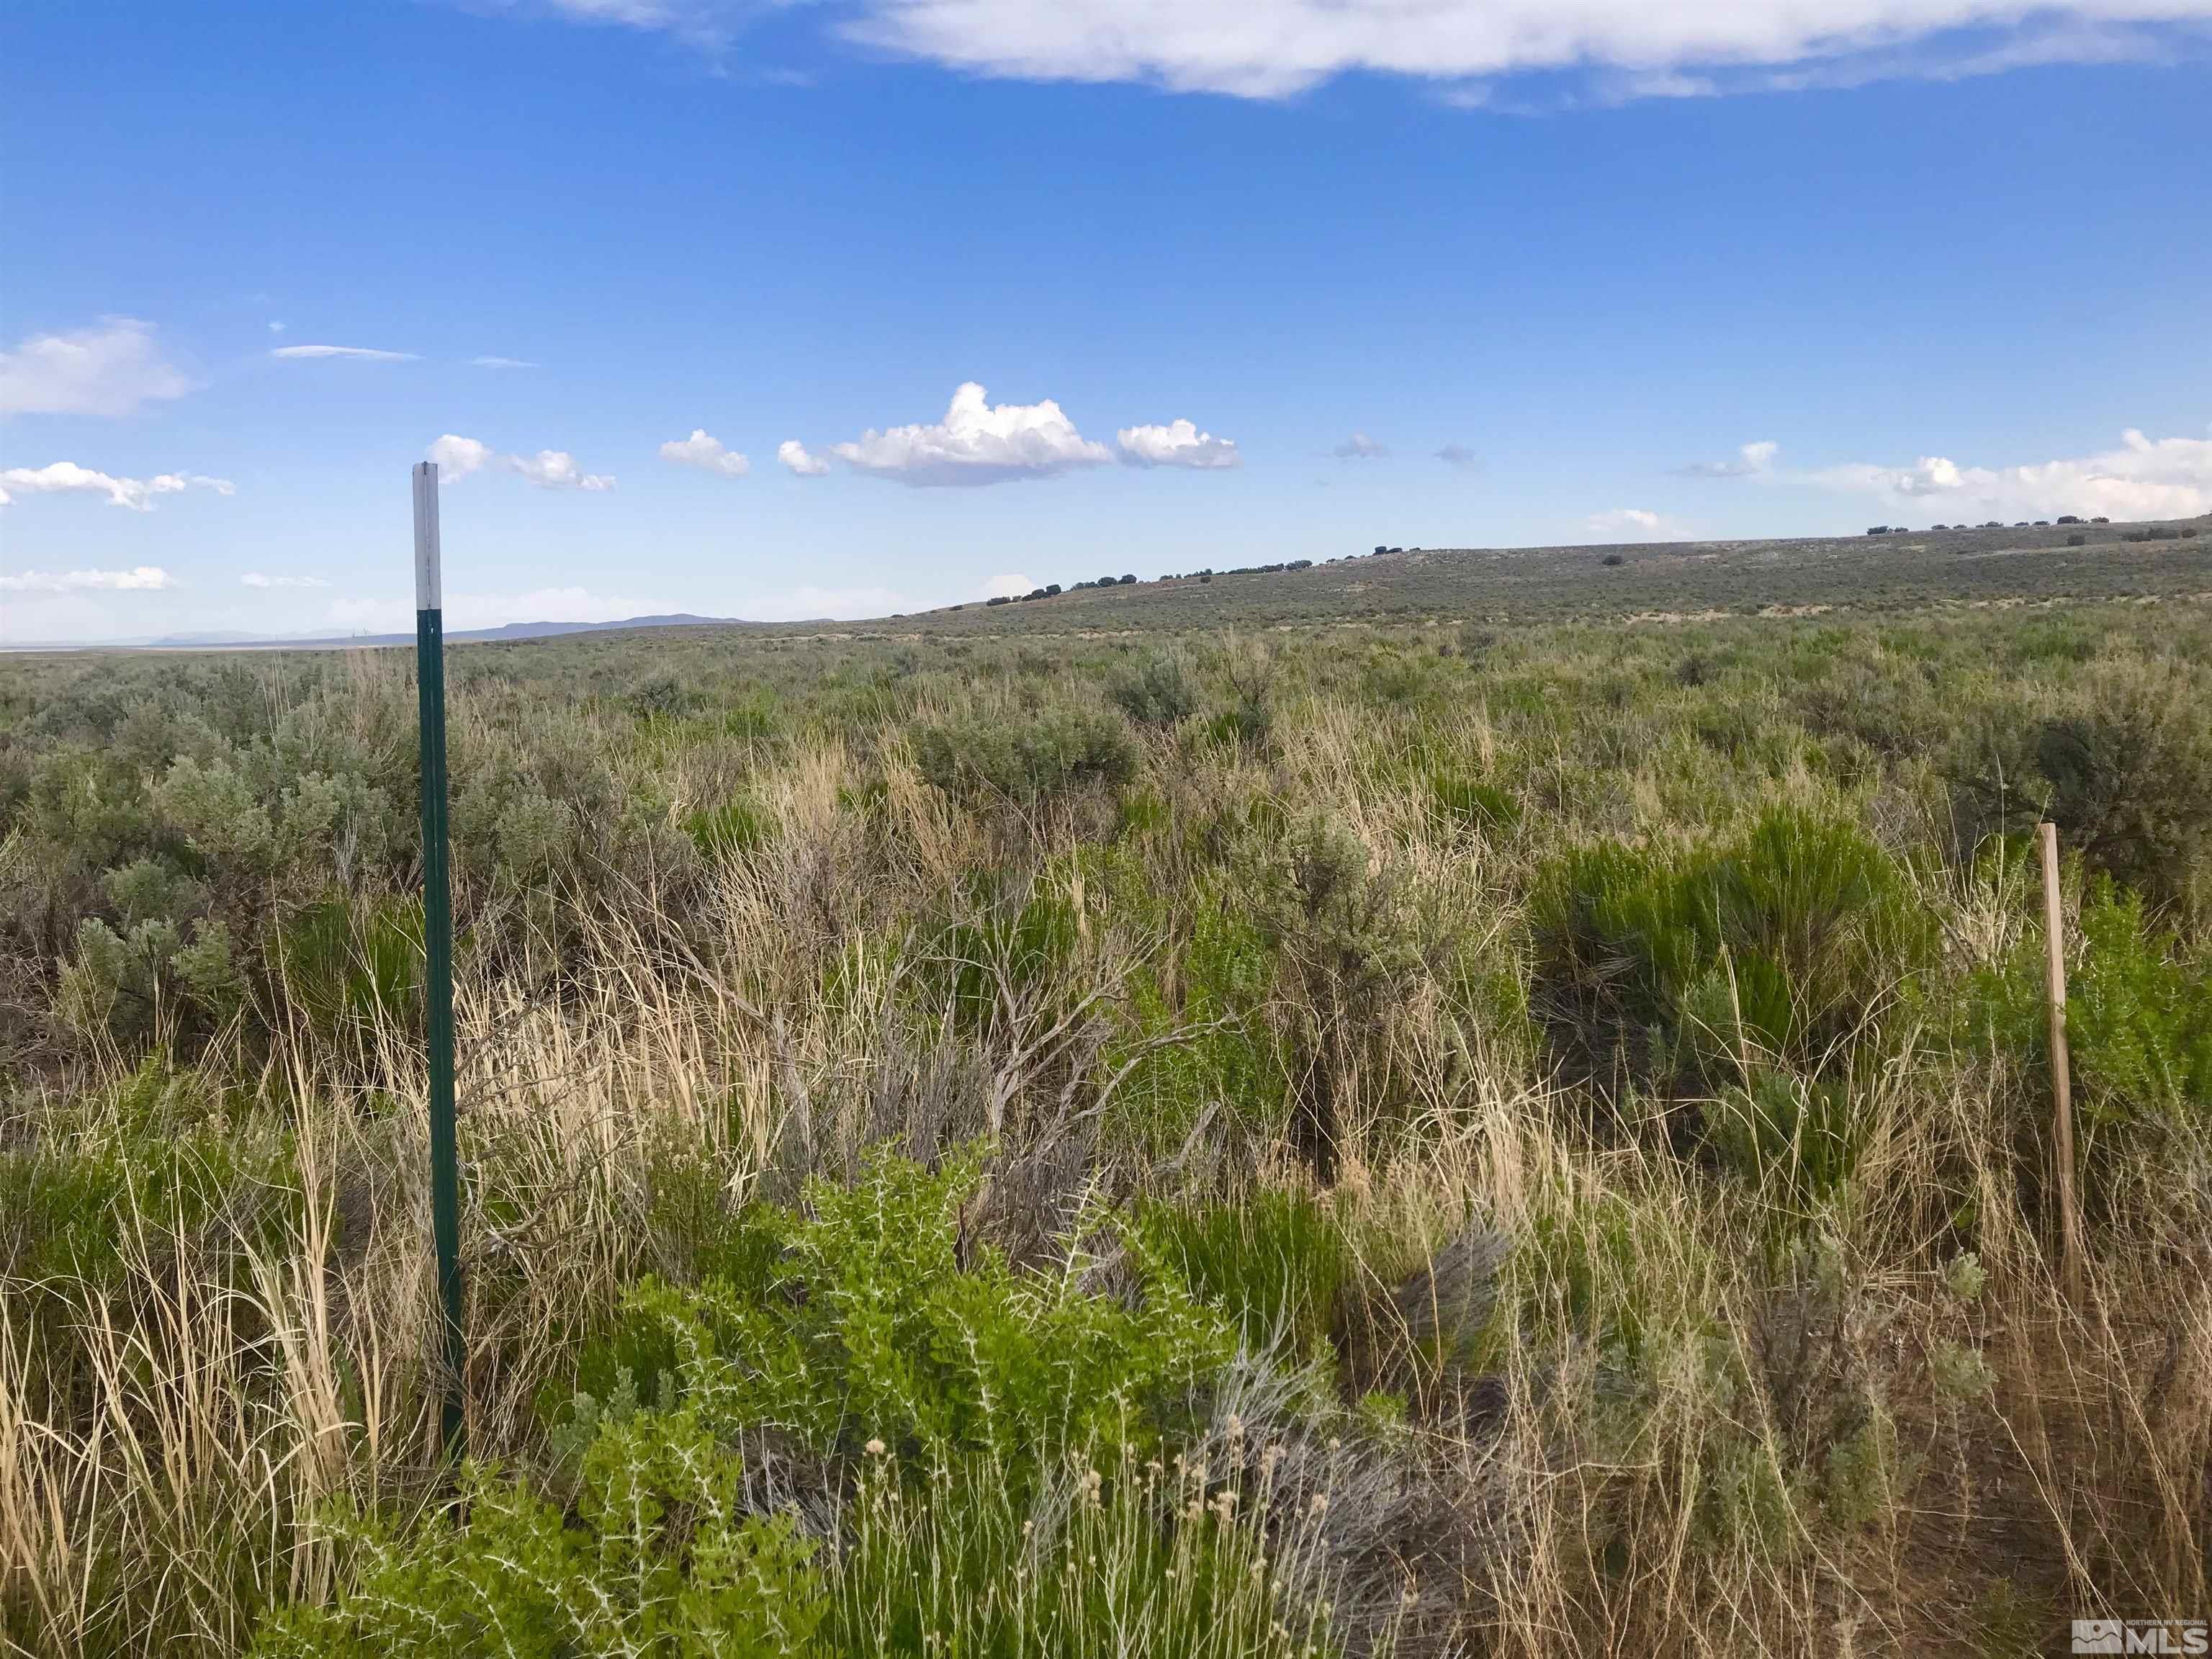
[413,461,465,1453]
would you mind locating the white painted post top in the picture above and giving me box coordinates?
[413,462,442,611]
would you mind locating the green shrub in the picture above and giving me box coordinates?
[253,1423,827,1658]
[1535,806,1928,1087]
[277,894,424,1049]
[2067,880,2212,1128]
[683,793,771,860]
[1107,650,1199,727]
[574,1155,1238,1470]
[1136,1190,1351,1363]
[1706,1071,1864,1210]
[912,707,1137,804]
[1430,773,1521,837]
[2033,660,2212,912]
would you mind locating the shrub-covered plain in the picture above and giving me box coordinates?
[1,596,2208,1656]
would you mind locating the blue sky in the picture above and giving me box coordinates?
[4,0,2209,642]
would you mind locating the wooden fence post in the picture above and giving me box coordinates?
[2038,821,2083,1305]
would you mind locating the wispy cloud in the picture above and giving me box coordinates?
[0,462,233,512]
[0,318,194,417]
[1333,432,1386,461]
[271,343,418,361]
[1588,507,1686,539]
[241,572,331,589]
[839,1,2212,101]
[1,565,179,594]
[471,355,539,369]
[1677,439,1779,478]
[1434,444,1481,470]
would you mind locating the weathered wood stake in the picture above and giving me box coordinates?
[2038,820,2083,1305]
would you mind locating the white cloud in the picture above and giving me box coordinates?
[426,435,613,491]
[778,439,832,477]
[1334,432,1386,460]
[269,321,287,334]
[1117,418,1241,469]
[0,318,194,417]
[1,566,179,594]
[1679,439,1779,477]
[509,449,616,491]
[1804,427,2212,521]
[271,343,418,361]
[981,572,1038,599]
[241,572,331,589]
[1588,507,1682,539]
[830,382,1113,486]
[660,428,751,477]
[1434,444,1481,469]
[0,462,234,513]
[428,434,494,480]
[471,356,539,369]
[838,1,2212,100]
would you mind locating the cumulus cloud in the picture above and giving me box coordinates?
[838,0,2212,100]
[981,572,1038,599]
[1804,428,2212,521]
[426,435,613,491]
[1678,439,1779,477]
[1588,507,1681,539]
[830,382,1112,486]
[510,450,616,490]
[1117,418,1241,469]
[241,572,331,589]
[778,439,832,477]
[0,462,234,513]
[660,429,751,477]
[271,343,418,361]
[1334,432,1387,460]
[1,566,179,593]
[427,435,493,480]
[1434,444,1481,469]
[0,318,194,417]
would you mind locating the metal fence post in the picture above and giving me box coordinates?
[413,461,465,1452]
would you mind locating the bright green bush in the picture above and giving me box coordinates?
[264,1157,1323,1659]
[253,1421,827,1658]
[1534,806,1930,1084]
[1964,874,2211,1140]
[572,1156,1238,1470]
[1136,1190,1352,1363]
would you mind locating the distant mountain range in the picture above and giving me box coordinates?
[4,614,757,653]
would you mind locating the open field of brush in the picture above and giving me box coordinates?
[876,516,2212,635]
[2,570,2209,1655]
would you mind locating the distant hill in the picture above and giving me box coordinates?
[251,613,751,649]
[4,613,760,654]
